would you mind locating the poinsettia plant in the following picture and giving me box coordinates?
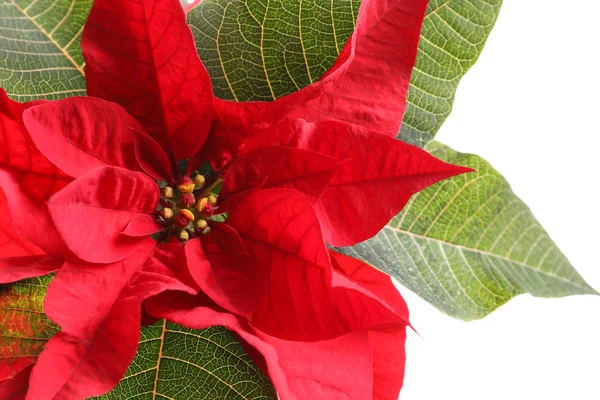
[0,0,595,399]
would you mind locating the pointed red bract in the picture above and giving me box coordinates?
[23,97,147,179]
[244,119,473,246]
[205,0,428,167]
[221,146,345,204]
[82,0,213,161]
[224,189,408,341]
[0,91,71,257]
[185,226,262,319]
[132,128,173,182]
[27,245,195,400]
[329,251,408,316]
[146,250,410,400]
[285,0,429,136]
[48,167,160,263]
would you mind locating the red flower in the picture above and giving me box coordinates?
[0,0,472,399]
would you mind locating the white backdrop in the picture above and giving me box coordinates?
[400,1,600,399]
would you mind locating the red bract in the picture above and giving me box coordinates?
[0,0,472,398]
[147,250,409,400]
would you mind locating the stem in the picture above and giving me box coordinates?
[200,178,223,197]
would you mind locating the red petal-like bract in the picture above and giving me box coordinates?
[132,128,173,182]
[0,191,42,258]
[48,167,160,263]
[221,146,345,204]
[23,97,147,179]
[82,0,213,161]
[147,248,410,400]
[244,120,473,246]
[0,364,31,400]
[225,189,407,341]
[286,0,429,136]
[330,251,408,399]
[185,226,262,319]
[0,90,71,257]
[121,216,163,238]
[205,0,428,167]
[148,294,373,400]
[26,245,195,400]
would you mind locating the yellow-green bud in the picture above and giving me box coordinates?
[161,186,174,199]
[207,194,218,205]
[196,219,208,230]
[160,208,174,219]
[178,230,189,241]
[194,174,206,189]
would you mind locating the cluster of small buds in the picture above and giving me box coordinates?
[155,174,221,243]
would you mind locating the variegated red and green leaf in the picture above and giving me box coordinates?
[0,274,58,384]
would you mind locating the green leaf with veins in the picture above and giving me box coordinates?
[188,0,503,147]
[0,0,90,101]
[0,274,59,381]
[96,320,276,400]
[399,0,503,147]
[187,0,360,101]
[338,142,597,321]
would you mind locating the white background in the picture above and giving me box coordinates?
[400,1,600,399]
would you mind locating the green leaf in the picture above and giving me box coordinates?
[0,0,90,101]
[97,320,277,400]
[339,142,597,321]
[0,274,58,380]
[187,0,360,101]
[399,0,503,147]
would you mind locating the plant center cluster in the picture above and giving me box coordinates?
[155,173,219,243]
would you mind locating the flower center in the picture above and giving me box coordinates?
[155,174,222,243]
